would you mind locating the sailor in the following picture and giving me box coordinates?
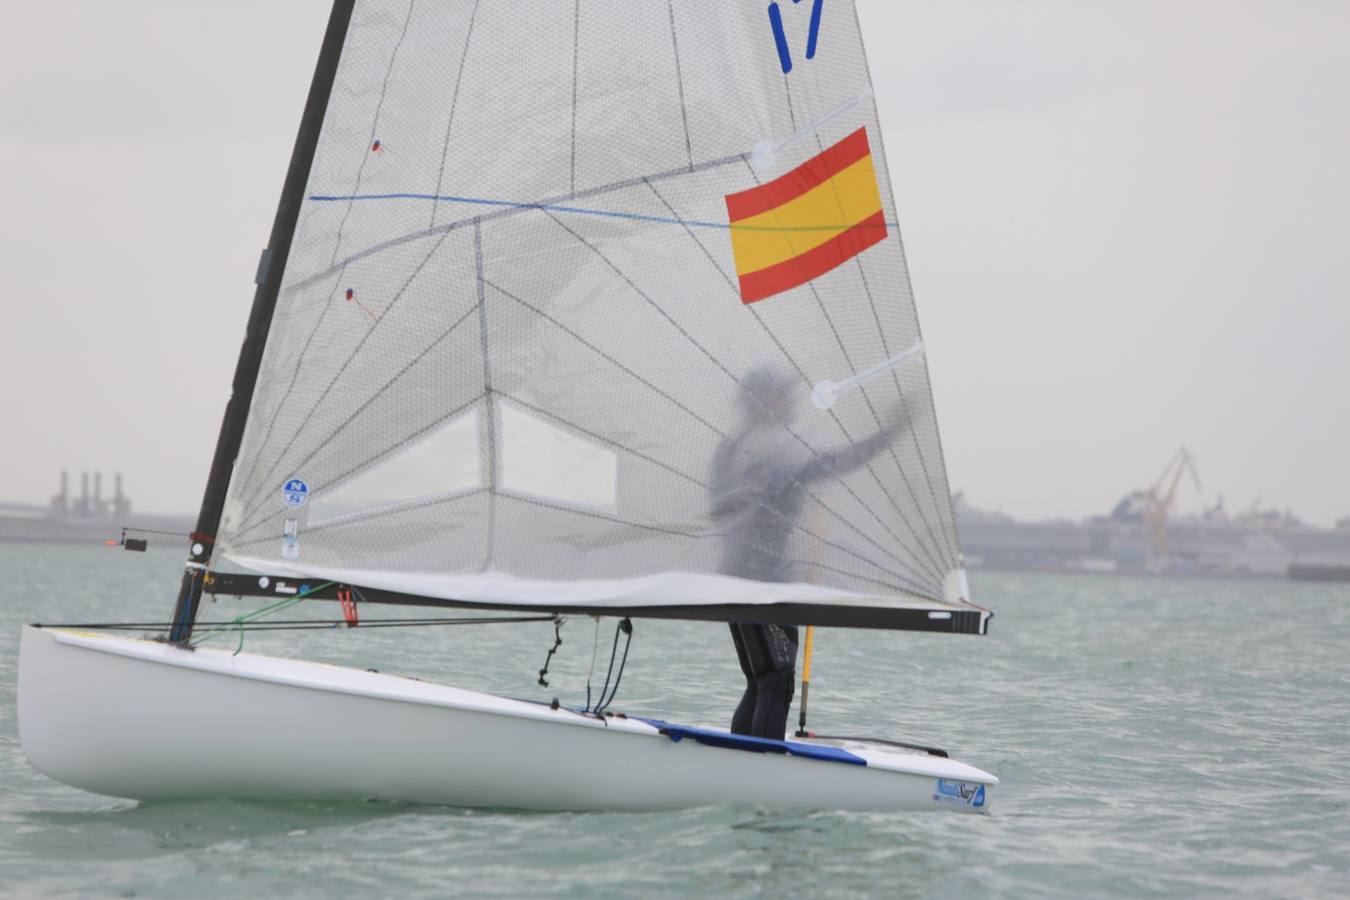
[711,367,907,739]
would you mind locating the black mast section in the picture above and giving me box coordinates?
[168,0,356,642]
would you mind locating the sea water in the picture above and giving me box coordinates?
[1,543,1346,898]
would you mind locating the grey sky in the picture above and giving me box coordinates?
[1,1,1346,524]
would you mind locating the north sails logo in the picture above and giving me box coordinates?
[934,779,985,808]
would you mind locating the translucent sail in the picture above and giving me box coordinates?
[214,0,985,632]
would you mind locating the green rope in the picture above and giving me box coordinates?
[190,581,336,652]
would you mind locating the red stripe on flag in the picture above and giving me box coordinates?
[725,128,873,222]
[738,210,887,304]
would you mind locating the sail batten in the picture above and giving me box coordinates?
[212,0,982,632]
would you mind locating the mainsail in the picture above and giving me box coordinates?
[195,0,987,634]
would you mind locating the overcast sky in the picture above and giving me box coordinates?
[1,1,1346,524]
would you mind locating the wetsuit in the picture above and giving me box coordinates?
[711,418,901,739]
[729,621,799,738]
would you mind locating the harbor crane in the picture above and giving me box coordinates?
[1109,447,1202,558]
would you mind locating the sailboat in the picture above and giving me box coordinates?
[18,0,995,813]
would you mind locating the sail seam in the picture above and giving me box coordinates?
[727,158,947,584]
[492,390,933,596]
[502,494,700,540]
[771,39,958,574]
[286,152,748,294]
[230,361,482,548]
[854,259,961,571]
[666,0,693,170]
[570,0,581,195]
[478,490,932,596]
[848,8,965,572]
[484,277,722,436]
[487,259,938,589]
[232,271,344,508]
[231,251,475,536]
[216,3,970,611]
[430,0,481,229]
[742,297,942,585]
[328,0,417,268]
[236,258,939,590]
[234,0,418,510]
[475,220,497,572]
[642,177,945,591]
[234,228,461,530]
[291,486,488,535]
[535,208,942,592]
[781,115,950,578]
[799,98,958,573]
[276,394,486,535]
[804,274,950,582]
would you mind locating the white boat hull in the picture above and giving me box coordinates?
[17,626,996,813]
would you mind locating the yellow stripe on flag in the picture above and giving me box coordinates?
[728,155,884,277]
[724,127,890,303]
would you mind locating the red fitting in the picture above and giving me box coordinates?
[338,588,358,627]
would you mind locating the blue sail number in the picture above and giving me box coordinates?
[768,0,824,74]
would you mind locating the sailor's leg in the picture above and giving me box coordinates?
[731,679,758,735]
[730,624,758,735]
[730,623,753,675]
[750,668,796,740]
[749,624,799,739]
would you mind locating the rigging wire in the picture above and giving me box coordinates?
[189,581,336,653]
[122,526,193,538]
[584,616,601,712]
[591,617,633,716]
[41,615,556,633]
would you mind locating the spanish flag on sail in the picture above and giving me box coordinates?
[725,128,887,304]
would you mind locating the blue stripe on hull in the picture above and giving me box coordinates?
[638,718,867,766]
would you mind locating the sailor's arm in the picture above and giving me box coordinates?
[803,409,910,481]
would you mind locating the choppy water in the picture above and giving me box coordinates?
[1,543,1347,898]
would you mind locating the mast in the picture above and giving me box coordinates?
[168,0,356,642]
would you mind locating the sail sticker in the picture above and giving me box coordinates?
[933,779,986,808]
[725,127,886,303]
[281,517,301,560]
[767,0,825,74]
[282,478,309,507]
[370,139,384,154]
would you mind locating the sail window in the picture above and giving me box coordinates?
[498,403,617,512]
[307,410,482,524]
